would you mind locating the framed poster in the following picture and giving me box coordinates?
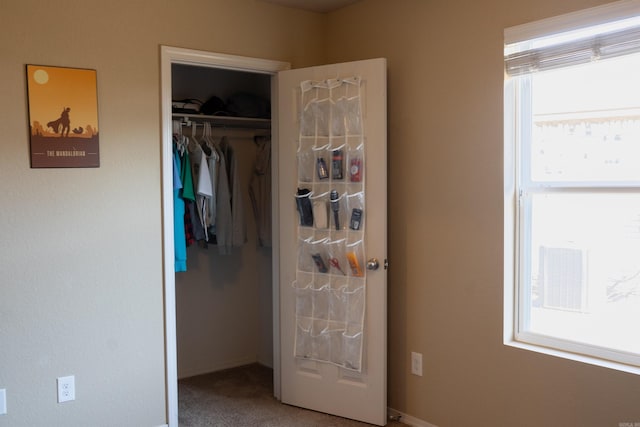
[26,65,100,168]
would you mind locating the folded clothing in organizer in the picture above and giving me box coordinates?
[200,95,229,116]
[226,92,270,118]
[172,98,202,114]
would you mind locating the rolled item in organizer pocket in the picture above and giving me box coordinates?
[331,149,344,180]
[312,253,328,273]
[346,251,363,277]
[313,198,329,229]
[349,156,362,182]
[296,188,314,226]
[330,190,340,230]
[317,157,329,180]
[349,208,362,230]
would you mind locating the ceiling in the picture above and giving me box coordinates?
[261,0,361,13]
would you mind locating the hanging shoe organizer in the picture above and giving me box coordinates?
[293,77,367,371]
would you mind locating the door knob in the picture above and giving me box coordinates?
[366,258,380,271]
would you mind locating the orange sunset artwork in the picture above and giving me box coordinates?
[27,65,100,168]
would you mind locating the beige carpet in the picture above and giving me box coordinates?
[178,364,407,427]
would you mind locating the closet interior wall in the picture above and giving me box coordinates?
[172,64,273,379]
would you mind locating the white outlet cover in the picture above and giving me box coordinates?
[411,351,423,376]
[0,388,6,414]
[57,376,75,403]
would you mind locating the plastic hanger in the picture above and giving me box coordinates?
[203,122,219,160]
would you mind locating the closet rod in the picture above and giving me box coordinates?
[172,113,271,130]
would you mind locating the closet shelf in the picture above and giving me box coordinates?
[172,113,271,130]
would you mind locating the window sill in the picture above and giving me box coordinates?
[504,338,640,376]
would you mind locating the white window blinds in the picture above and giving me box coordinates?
[504,0,640,77]
[505,25,640,76]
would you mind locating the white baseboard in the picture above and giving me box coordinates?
[178,356,257,380]
[388,407,438,427]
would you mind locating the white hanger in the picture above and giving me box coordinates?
[204,122,219,160]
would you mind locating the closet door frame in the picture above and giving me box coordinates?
[160,45,290,427]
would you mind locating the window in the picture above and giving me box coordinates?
[504,1,640,371]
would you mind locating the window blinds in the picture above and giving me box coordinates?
[505,25,640,76]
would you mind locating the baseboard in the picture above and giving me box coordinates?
[178,356,257,380]
[388,407,439,427]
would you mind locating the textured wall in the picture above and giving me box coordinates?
[0,1,325,426]
[327,0,640,426]
[4,0,639,425]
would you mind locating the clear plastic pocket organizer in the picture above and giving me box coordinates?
[293,76,367,371]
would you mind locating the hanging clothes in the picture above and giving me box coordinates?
[173,142,187,272]
[180,147,195,203]
[191,141,213,242]
[206,147,219,236]
[215,140,233,255]
[179,139,196,251]
[249,135,272,247]
[221,136,247,249]
[202,122,219,234]
[174,126,248,256]
[188,201,207,245]
[184,204,196,247]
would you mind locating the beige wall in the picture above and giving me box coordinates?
[328,0,640,426]
[2,0,640,426]
[0,1,324,426]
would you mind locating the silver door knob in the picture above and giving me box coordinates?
[366,258,380,270]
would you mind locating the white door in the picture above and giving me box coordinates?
[277,58,388,426]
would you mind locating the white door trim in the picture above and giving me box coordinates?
[160,45,289,427]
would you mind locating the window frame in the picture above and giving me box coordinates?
[504,0,640,375]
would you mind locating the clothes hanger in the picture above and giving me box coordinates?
[203,122,219,160]
[193,122,212,156]
[198,122,210,156]
[173,120,188,155]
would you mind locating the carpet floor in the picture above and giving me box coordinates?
[178,364,408,427]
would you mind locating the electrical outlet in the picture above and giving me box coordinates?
[411,351,423,376]
[57,376,75,403]
[0,388,6,414]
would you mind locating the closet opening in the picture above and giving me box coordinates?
[172,63,273,379]
[161,46,290,426]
